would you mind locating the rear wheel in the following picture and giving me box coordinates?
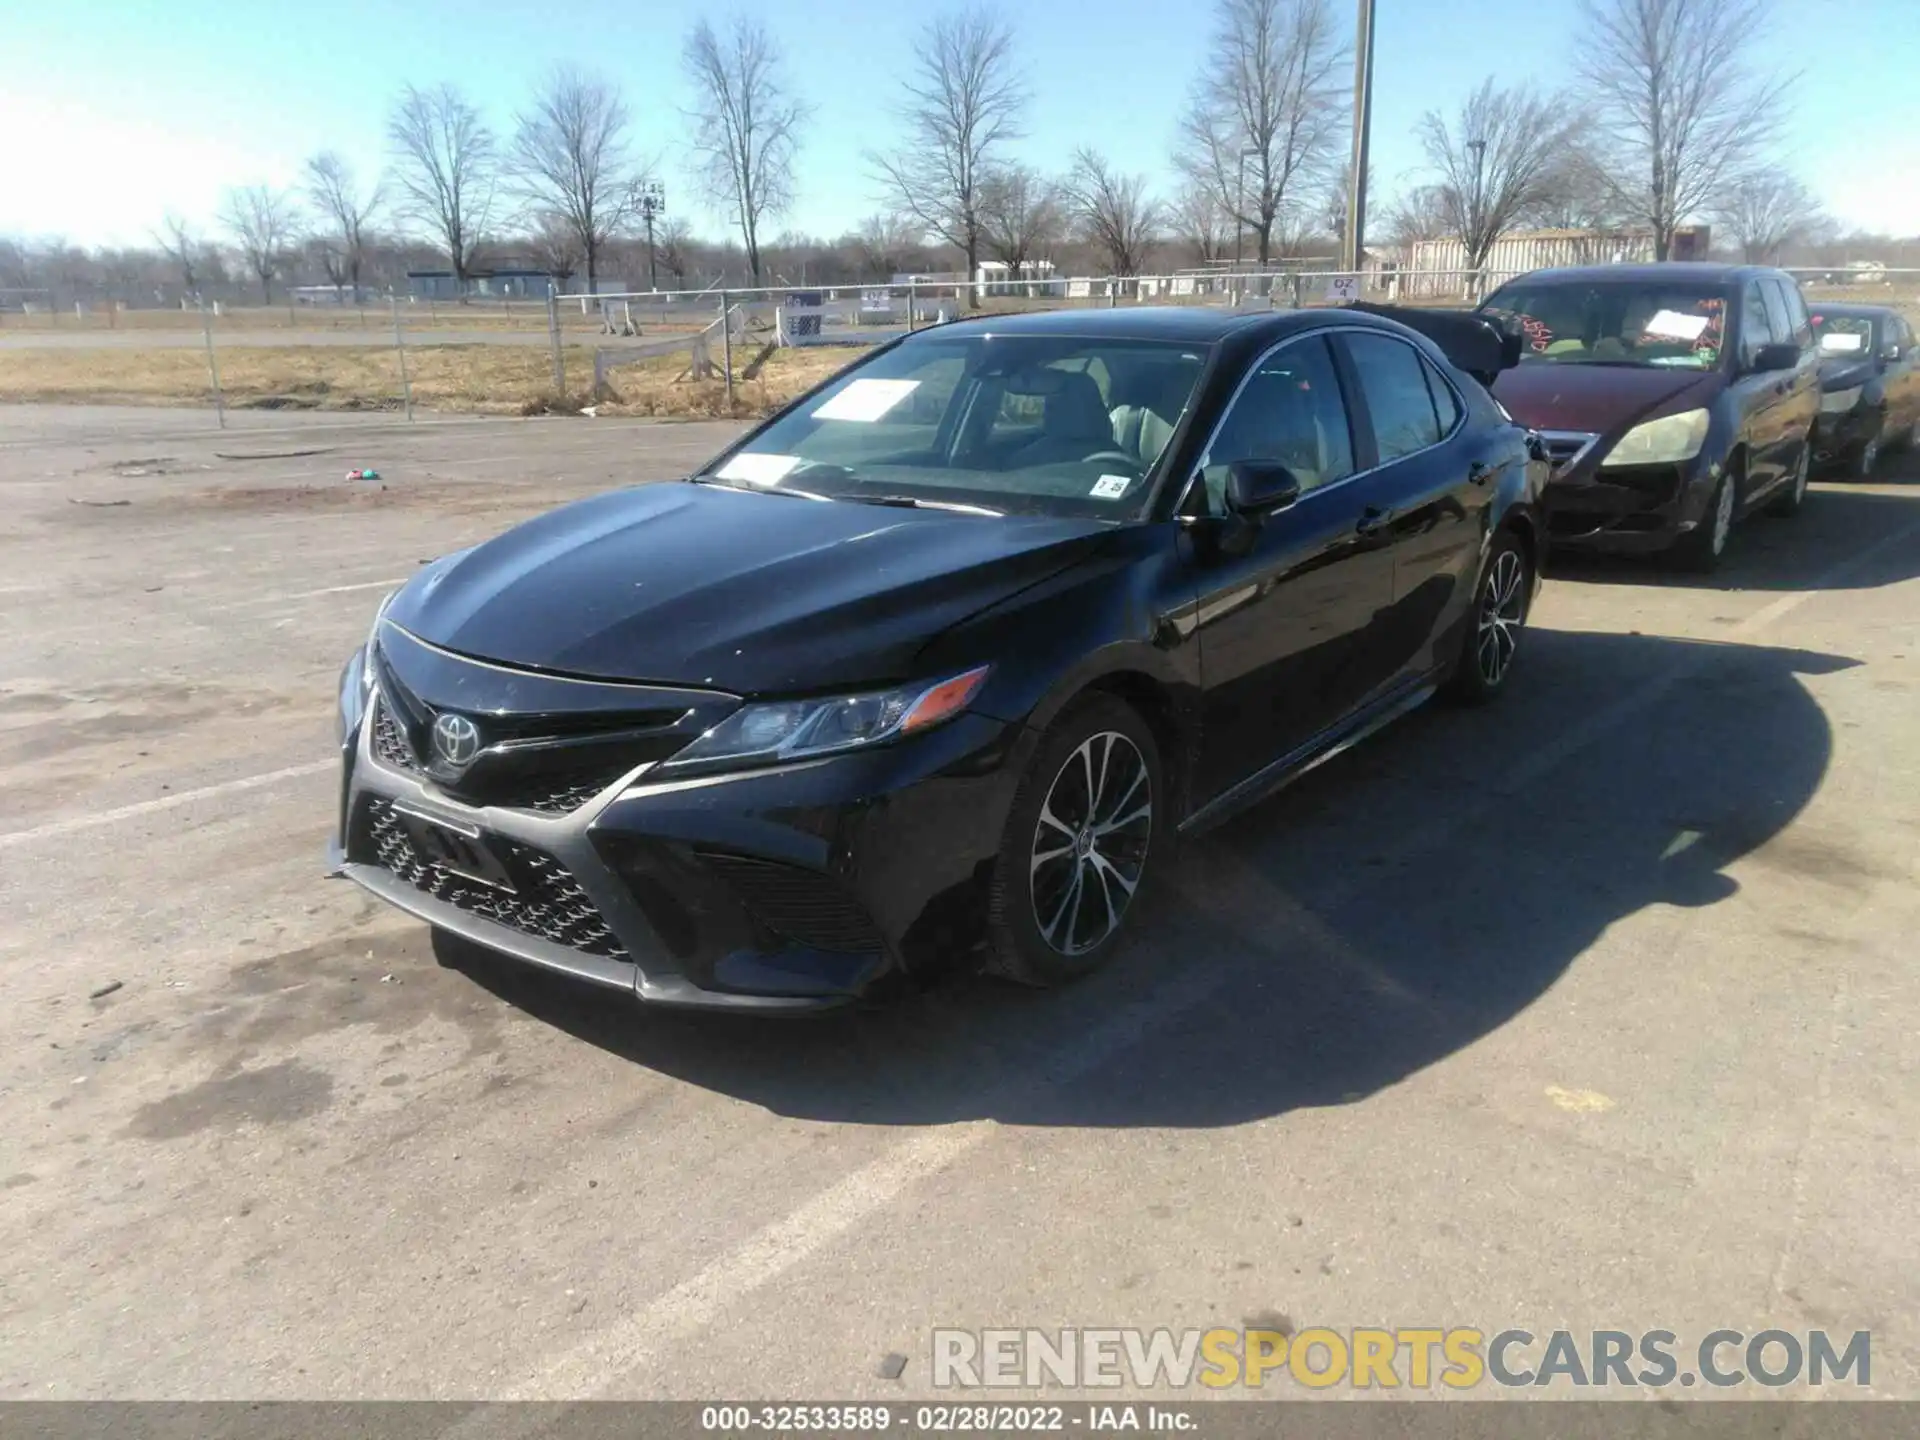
[985,695,1163,987]
[1442,531,1530,705]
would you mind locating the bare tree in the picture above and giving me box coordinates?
[1062,149,1164,276]
[683,17,809,286]
[524,215,584,287]
[388,83,497,285]
[656,216,695,285]
[1177,0,1347,267]
[1417,80,1583,275]
[1576,0,1792,260]
[1170,183,1232,266]
[304,152,383,301]
[977,166,1063,279]
[509,68,648,294]
[1522,143,1626,231]
[854,213,925,279]
[153,213,203,299]
[1709,171,1826,262]
[870,7,1026,305]
[1380,184,1452,247]
[220,184,298,304]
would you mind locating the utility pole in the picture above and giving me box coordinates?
[1343,0,1377,277]
[638,182,666,292]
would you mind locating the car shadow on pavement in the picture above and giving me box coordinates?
[1547,471,1920,594]
[437,628,1858,1129]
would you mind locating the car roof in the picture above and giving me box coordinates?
[1804,301,1899,321]
[918,303,1423,346]
[1494,261,1794,288]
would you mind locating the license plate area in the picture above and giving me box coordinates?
[391,803,518,893]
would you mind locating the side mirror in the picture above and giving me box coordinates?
[1752,342,1801,374]
[1881,344,1904,363]
[1224,460,1303,517]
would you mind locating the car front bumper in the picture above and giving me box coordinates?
[1813,404,1876,463]
[329,686,1031,1012]
[1541,451,1720,555]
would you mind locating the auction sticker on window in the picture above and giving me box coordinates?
[1644,310,1711,342]
[812,378,920,423]
[715,452,801,484]
[1820,332,1866,352]
[1091,475,1132,499]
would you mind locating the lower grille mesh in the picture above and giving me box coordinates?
[698,851,887,954]
[363,798,627,960]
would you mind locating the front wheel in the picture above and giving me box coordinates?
[1673,466,1738,572]
[985,695,1163,988]
[1442,531,1530,705]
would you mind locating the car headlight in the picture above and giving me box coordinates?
[662,665,991,776]
[1600,408,1710,468]
[1821,386,1863,414]
[339,589,399,743]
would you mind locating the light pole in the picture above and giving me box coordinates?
[1234,146,1260,269]
[638,182,667,293]
[1344,0,1377,276]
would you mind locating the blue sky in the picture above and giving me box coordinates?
[2,0,1916,250]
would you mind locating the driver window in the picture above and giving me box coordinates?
[1194,336,1354,515]
[1740,282,1782,367]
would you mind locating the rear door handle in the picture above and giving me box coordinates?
[1356,506,1392,537]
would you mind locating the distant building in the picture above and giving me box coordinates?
[405,266,559,301]
[1395,225,1713,296]
[976,259,1062,297]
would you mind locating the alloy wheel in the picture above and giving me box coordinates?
[1029,731,1153,956]
[1792,447,1810,501]
[1710,475,1736,554]
[1476,548,1526,687]
[1857,437,1880,478]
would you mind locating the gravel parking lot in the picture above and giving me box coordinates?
[2,403,1918,1401]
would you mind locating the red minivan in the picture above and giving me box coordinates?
[1478,263,1821,571]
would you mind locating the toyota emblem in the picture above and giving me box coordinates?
[431,712,482,769]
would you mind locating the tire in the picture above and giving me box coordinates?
[1442,530,1530,705]
[1844,428,1883,481]
[985,694,1164,987]
[1672,465,1738,572]
[1768,441,1812,516]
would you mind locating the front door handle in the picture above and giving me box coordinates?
[1356,506,1392,537]
[1467,461,1494,486]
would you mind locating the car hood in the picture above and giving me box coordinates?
[1491,363,1722,434]
[387,481,1114,694]
[1818,357,1876,391]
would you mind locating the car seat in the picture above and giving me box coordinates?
[1007,372,1116,468]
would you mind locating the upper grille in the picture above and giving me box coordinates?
[370,697,420,773]
[698,851,887,954]
[1537,430,1599,472]
[360,797,627,960]
[368,692,640,815]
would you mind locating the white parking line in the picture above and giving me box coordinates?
[0,760,333,850]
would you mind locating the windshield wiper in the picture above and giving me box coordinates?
[842,494,1005,516]
[689,475,834,501]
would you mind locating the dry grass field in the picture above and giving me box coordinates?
[0,338,860,418]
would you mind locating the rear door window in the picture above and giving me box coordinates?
[1343,333,1444,462]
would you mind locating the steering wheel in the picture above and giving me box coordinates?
[1077,451,1144,472]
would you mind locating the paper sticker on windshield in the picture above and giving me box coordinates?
[1091,475,1132,500]
[1820,332,1866,352]
[716,452,801,484]
[811,378,920,423]
[1644,310,1711,342]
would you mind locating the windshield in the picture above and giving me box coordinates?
[698,333,1212,519]
[1812,312,1877,355]
[1480,281,1730,371]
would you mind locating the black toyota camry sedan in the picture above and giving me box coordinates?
[329,304,1546,1010]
